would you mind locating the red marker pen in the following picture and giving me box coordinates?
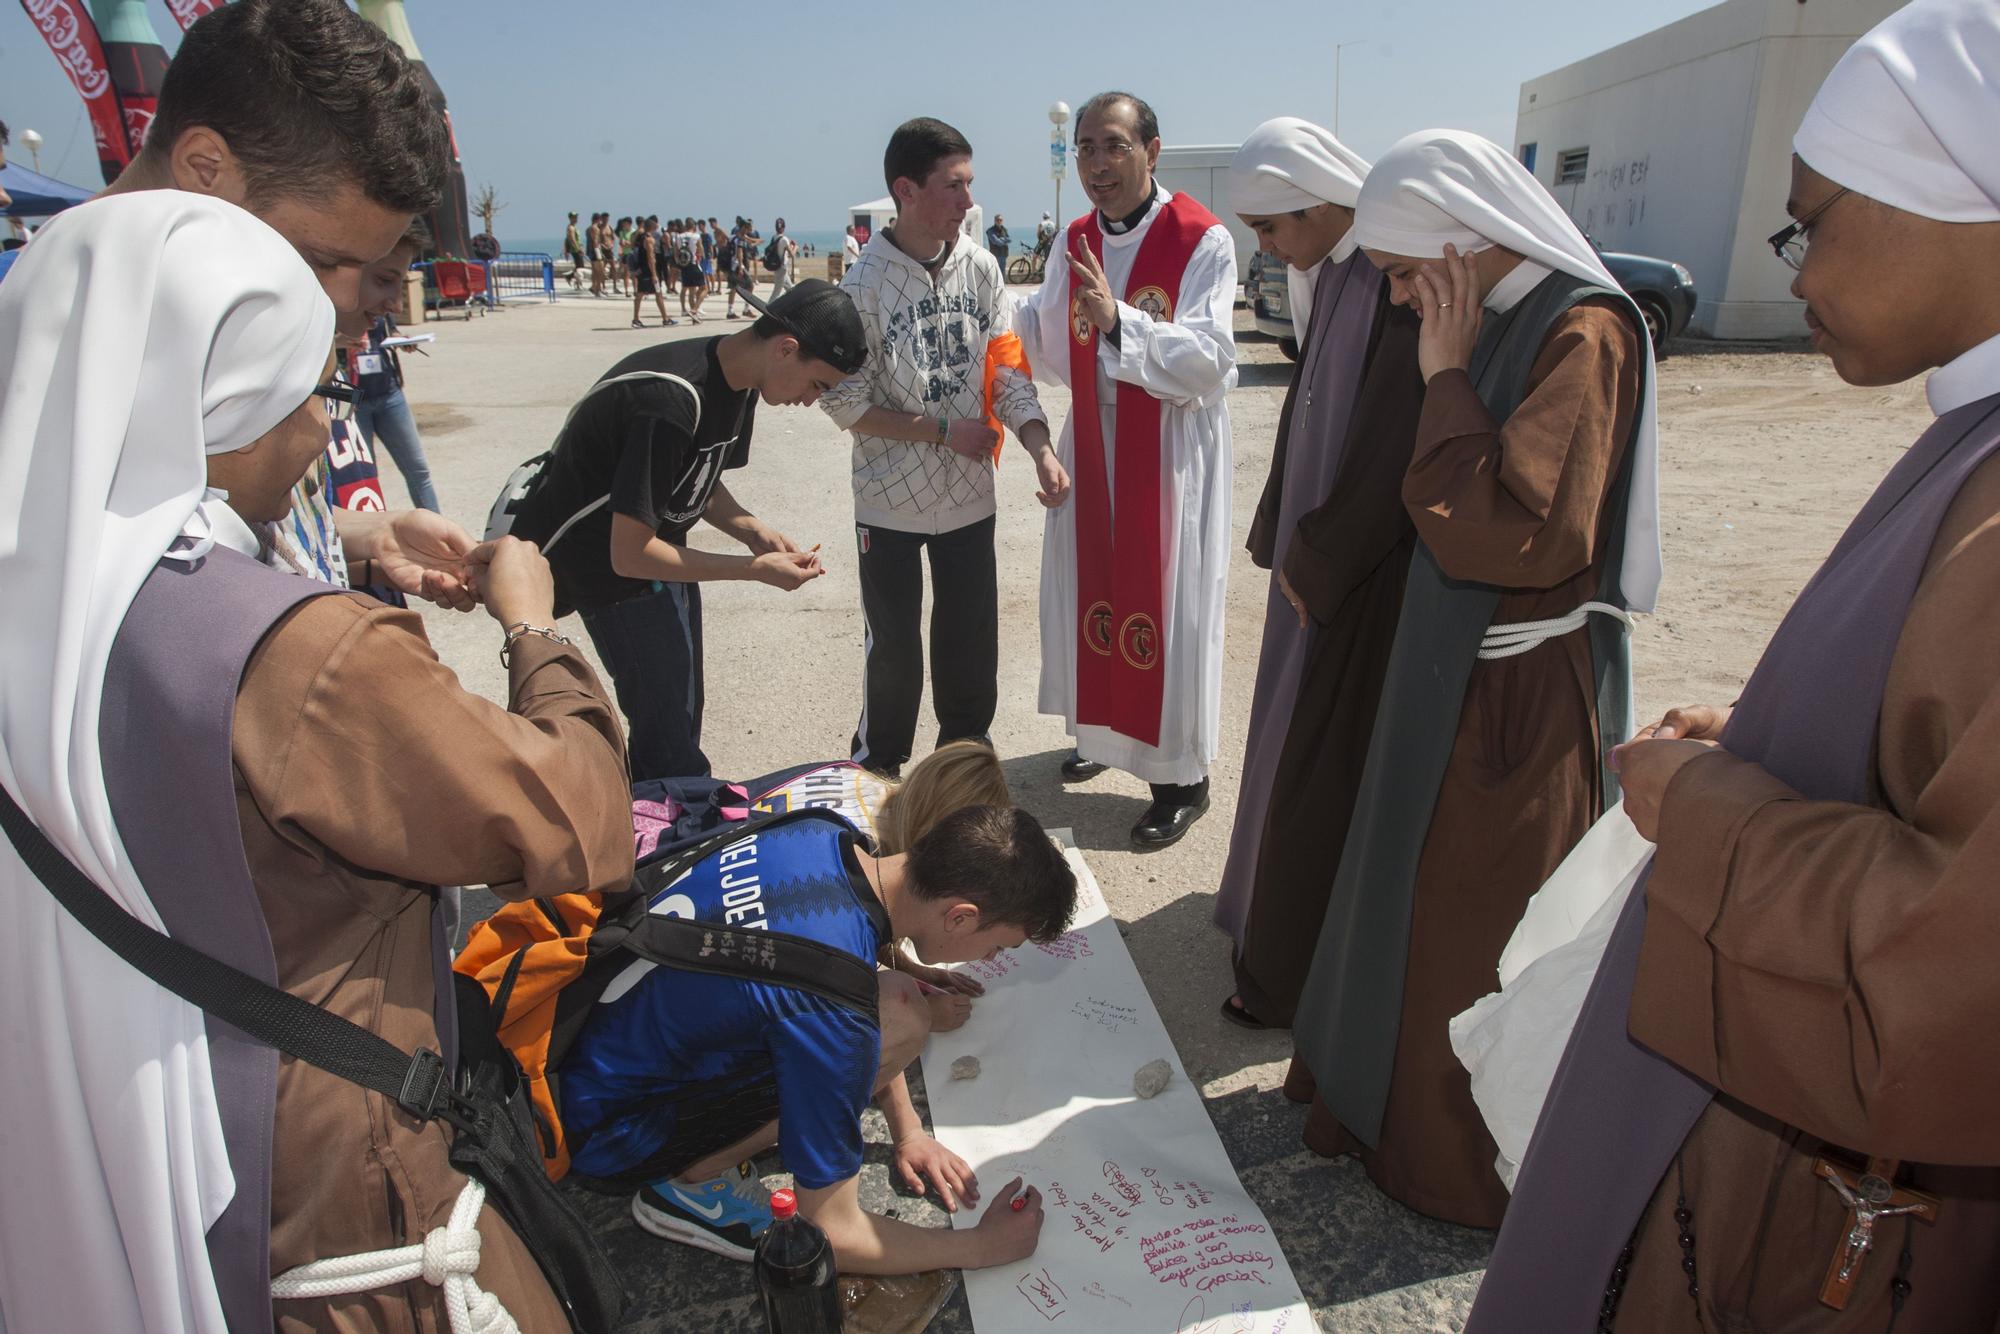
[1012,1193,1029,1212]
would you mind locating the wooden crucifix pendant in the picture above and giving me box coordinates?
[1814,1154,1938,1310]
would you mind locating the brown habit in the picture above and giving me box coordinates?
[1232,298,1424,1026]
[232,596,636,1333]
[1290,299,1642,1228]
[1610,451,2000,1330]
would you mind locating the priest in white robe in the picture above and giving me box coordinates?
[1014,90,1238,847]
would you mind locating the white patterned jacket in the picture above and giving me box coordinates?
[820,229,1047,534]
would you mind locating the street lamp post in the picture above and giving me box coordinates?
[1334,40,1364,139]
[20,128,43,175]
[1049,101,1071,227]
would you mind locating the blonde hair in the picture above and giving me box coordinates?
[875,740,1012,856]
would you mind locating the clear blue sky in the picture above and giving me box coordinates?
[3,0,1716,242]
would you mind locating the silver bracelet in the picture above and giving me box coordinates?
[499,621,571,668]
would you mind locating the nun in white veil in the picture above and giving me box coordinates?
[1214,116,1372,967]
[1347,128,1661,612]
[1469,2,2000,1326]
[0,190,334,1332]
[1288,128,1659,1229]
[2,186,632,1334]
[1213,118,1427,1037]
[1226,115,1370,344]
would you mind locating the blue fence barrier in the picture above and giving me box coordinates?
[483,252,555,305]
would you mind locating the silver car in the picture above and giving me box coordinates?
[1246,250,1297,360]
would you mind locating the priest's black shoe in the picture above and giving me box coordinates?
[1060,749,1108,781]
[1131,780,1210,849]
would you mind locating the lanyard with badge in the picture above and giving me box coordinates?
[354,330,387,380]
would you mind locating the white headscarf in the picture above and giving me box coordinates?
[1229,116,1371,218]
[1352,129,1663,613]
[1230,116,1374,342]
[1794,0,2000,223]
[0,191,332,1332]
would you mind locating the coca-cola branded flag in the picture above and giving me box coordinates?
[94,0,172,165]
[18,0,130,183]
[163,0,225,33]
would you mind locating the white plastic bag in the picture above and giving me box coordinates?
[1449,802,1654,1189]
[1497,800,1654,987]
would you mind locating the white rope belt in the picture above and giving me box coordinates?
[1477,601,1634,661]
[270,1179,520,1334]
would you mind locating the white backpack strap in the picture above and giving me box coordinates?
[530,371,704,556]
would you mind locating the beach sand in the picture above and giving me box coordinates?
[392,291,1927,1331]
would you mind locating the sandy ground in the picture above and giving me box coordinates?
[392,287,1931,1330]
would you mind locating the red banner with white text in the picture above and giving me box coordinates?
[163,0,225,32]
[18,0,131,183]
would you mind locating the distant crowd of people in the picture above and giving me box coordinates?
[563,211,809,327]
[554,207,1063,332]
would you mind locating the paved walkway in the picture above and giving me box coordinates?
[415,289,1495,1331]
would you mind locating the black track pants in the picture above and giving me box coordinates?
[850,515,998,771]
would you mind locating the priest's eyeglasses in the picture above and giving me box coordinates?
[1074,141,1138,162]
[1768,187,1850,271]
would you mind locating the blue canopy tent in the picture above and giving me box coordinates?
[2,162,93,218]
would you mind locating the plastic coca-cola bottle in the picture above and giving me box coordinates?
[753,1188,841,1333]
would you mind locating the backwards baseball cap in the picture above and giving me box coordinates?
[740,279,868,377]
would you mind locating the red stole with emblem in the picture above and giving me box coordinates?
[1065,193,1217,747]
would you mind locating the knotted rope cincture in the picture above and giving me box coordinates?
[270,1179,519,1334]
[1477,601,1634,660]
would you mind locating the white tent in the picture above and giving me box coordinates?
[848,196,895,248]
[846,196,984,250]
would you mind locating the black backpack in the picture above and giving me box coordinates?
[762,235,783,272]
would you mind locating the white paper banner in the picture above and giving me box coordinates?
[922,845,1313,1334]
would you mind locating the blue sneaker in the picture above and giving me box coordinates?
[631,1162,774,1261]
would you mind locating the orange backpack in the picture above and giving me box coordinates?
[454,809,883,1180]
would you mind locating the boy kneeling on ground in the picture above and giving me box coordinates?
[559,803,1075,1272]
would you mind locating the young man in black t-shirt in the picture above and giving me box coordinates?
[493,280,868,779]
[630,216,674,329]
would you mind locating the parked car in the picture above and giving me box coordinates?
[1241,247,1262,309]
[1247,249,1298,359]
[1247,238,1694,362]
[1255,242,1693,360]
[1595,240,1697,355]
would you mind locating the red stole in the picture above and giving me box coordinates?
[1065,192,1218,747]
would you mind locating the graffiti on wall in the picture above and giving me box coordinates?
[1574,154,1651,237]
